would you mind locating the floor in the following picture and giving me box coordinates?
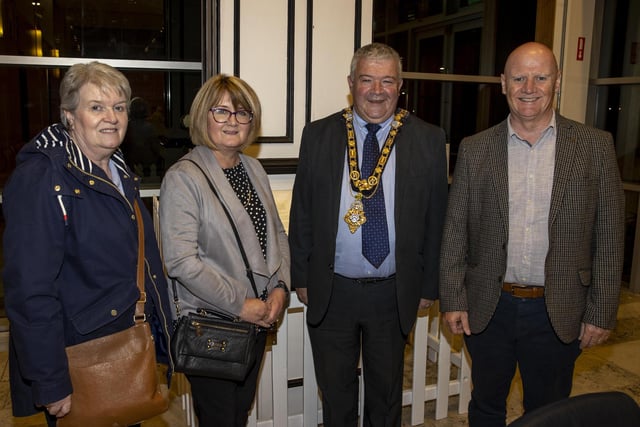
[1,287,639,427]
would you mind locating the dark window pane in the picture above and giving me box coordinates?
[418,35,444,73]
[0,0,201,61]
[453,28,481,75]
[597,0,639,78]
[595,84,640,183]
[0,66,201,188]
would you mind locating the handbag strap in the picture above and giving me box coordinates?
[133,199,147,324]
[180,158,260,298]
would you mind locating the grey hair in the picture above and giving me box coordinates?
[349,43,403,78]
[59,61,131,128]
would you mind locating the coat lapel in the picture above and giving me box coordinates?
[549,116,576,225]
[241,154,285,278]
[328,113,349,234]
[490,121,510,237]
[394,123,411,228]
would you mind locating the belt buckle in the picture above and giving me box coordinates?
[357,277,380,284]
[506,283,528,297]
[511,284,528,294]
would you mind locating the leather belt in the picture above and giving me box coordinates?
[335,273,396,284]
[502,282,545,298]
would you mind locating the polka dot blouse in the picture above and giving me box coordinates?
[223,162,268,260]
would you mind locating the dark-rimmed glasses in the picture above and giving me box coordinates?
[209,107,253,124]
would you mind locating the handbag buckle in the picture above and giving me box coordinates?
[207,338,227,352]
[134,313,147,322]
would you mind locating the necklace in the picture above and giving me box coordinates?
[342,107,408,233]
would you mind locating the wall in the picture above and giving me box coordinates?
[553,0,597,122]
[214,0,373,163]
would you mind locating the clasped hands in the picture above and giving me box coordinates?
[240,288,288,328]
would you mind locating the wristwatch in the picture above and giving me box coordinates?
[274,280,290,298]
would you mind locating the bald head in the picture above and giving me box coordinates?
[504,42,558,76]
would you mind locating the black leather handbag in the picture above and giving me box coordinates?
[170,158,261,381]
[171,307,257,381]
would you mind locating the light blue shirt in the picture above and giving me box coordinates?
[334,111,397,278]
[505,112,556,286]
[108,159,125,195]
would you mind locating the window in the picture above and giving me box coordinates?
[374,0,536,172]
[588,0,640,289]
[0,0,202,187]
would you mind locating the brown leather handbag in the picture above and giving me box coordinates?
[58,200,169,427]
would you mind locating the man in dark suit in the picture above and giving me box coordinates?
[439,42,625,427]
[289,43,448,427]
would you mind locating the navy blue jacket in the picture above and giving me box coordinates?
[2,124,173,416]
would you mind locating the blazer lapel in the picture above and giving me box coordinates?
[549,116,576,225]
[328,113,350,232]
[394,126,411,228]
[241,155,284,279]
[490,121,510,237]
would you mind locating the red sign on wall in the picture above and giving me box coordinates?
[577,37,585,61]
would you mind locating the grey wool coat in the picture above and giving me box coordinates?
[159,146,290,319]
[439,114,625,343]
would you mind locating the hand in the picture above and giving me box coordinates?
[44,395,72,418]
[295,288,308,305]
[419,298,435,310]
[264,287,288,325]
[239,298,271,328]
[443,311,471,335]
[579,322,612,349]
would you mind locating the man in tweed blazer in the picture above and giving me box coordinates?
[439,42,625,427]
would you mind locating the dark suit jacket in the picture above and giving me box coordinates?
[289,110,448,335]
[439,115,625,343]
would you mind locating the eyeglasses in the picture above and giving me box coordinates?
[209,107,254,124]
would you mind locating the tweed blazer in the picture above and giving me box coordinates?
[159,146,290,318]
[289,110,448,335]
[439,115,625,343]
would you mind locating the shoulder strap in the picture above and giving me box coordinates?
[133,199,146,323]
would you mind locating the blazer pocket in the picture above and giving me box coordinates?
[578,269,592,286]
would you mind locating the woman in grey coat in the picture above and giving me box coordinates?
[159,74,290,427]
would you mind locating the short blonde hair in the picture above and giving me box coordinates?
[189,74,262,150]
[59,62,131,128]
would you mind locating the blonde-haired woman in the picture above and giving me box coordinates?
[160,74,290,426]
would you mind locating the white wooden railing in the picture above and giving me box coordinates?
[171,295,471,427]
[151,192,471,427]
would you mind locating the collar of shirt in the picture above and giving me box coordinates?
[507,110,557,147]
[352,110,394,152]
[108,159,125,195]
